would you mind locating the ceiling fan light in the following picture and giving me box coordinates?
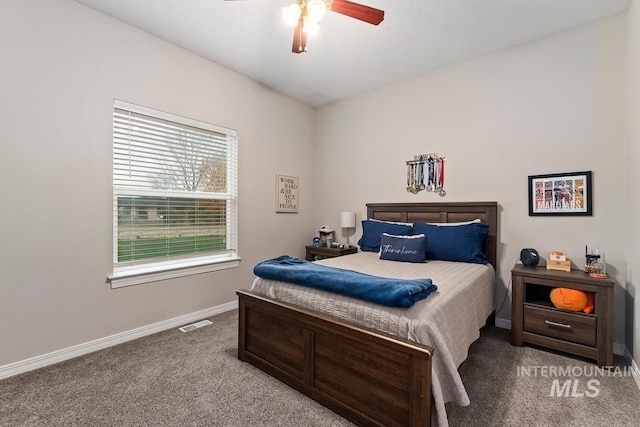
[304,26,319,36]
[302,17,319,35]
[282,3,302,27]
[306,0,327,22]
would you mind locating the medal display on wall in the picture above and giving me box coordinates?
[406,154,446,196]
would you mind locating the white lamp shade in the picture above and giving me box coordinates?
[302,17,319,35]
[340,211,356,228]
[306,0,327,22]
[282,3,302,27]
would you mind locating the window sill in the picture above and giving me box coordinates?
[108,256,241,289]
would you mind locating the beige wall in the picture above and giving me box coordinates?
[315,14,628,345]
[0,0,315,365]
[626,0,640,361]
[1,0,636,370]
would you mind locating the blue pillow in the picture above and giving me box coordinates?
[411,222,489,264]
[357,220,413,252]
[379,233,426,263]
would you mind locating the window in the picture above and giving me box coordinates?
[109,101,239,288]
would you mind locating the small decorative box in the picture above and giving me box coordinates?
[550,251,567,261]
[547,259,571,272]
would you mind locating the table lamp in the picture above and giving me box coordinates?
[340,211,356,247]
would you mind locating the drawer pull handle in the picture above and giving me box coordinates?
[545,320,572,329]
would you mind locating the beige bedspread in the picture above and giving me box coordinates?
[250,251,495,427]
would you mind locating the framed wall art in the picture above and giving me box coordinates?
[528,171,592,216]
[275,174,298,213]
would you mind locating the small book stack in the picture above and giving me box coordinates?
[547,251,571,272]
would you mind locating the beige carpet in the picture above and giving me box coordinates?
[1,309,639,426]
[446,327,640,426]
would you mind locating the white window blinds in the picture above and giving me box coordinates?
[112,101,238,271]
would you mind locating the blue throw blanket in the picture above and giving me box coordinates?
[253,255,437,308]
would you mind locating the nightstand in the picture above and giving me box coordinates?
[511,265,614,366]
[305,245,358,261]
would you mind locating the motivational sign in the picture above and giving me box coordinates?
[276,174,299,213]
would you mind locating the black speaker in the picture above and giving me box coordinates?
[520,248,539,267]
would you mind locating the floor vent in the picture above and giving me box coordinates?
[178,319,212,332]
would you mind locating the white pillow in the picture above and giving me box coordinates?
[427,218,481,226]
[367,218,413,226]
[369,218,482,227]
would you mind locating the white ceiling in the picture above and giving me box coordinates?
[74,0,630,107]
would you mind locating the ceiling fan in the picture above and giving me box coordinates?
[226,0,385,54]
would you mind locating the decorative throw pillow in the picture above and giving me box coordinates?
[411,222,489,264]
[379,233,426,263]
[357,220,413,252]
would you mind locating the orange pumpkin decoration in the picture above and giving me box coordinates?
[550,288,594,313]
[583,293,595,314]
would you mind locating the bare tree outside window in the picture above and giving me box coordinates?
[151,125,228,193]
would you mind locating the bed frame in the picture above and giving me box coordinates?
[237,202,498,427]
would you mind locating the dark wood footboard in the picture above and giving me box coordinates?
[237,290,434,427]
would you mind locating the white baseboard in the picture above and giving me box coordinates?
[0,301,238,380]
[613,342,626,357]
[623,347,640,391]
[493,317,626,357]
[494,317,512,330]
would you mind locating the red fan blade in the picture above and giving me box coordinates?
[291,16,307,54]
[330,0,384,25]
[291,16,307,53]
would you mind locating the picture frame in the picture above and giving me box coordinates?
[528,171,592,216]
[275,174,299,213]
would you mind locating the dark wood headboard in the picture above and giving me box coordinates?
[366,202,498,270]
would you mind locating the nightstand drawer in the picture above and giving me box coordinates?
[524,305,596,347]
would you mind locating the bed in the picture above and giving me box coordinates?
[237,202,498,427]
